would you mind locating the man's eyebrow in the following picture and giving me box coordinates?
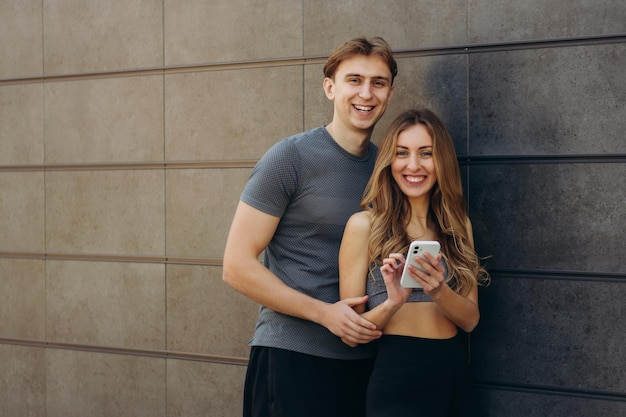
[344,73,391,82]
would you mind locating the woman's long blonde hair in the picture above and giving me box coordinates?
[362,109,489,295]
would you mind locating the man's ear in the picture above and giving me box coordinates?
[323,77,335,100]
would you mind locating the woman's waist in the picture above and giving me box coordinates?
[382,303,458,339]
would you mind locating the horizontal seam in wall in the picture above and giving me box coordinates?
[0,160,257,172]
[475,380,626,402]
[0,337,248,366]
[488,268,626,283]
[459,154,626,165]
[2,154,624,173]
[1,33,624,85]
[0,251,222,266]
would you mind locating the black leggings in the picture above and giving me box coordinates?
[366,334,477,417]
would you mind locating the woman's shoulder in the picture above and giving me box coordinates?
[346,210,372,231]
[343,211,373,243]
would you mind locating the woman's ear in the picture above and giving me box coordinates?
[323,77,335,100]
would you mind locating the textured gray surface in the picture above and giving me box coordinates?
[469,44,626,156]
[468,163,626,273]
[475,387,626,417]
[472,277,626,391]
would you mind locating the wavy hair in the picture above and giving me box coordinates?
[362,109,490,295]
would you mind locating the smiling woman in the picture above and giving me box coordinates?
[391,122,437,203]
[339,108,490,417]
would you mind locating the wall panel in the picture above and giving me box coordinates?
[167,359,246,417]
[165,168,250,259]
[0,83,44,165]
[0,345,46,417]
[164,0,303,65]
[166,265,258,357]
[44,76,164,164]
[476,387,626,417]
[470,0,626,43]
[0,172,44,252]
[46,349,165,417]
[0,0,42,79]
[303,0,468,54]
[473,276,626,391]
[43,0,163,74]
[0,259,45,340]
[164,67,303,162]
[469,164,625,272]
[469,44,626,156]
[46,261,166,349]
[45,170,165,256]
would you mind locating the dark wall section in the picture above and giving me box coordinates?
[464,3,626,414]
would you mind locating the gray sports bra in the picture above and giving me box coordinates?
[366,259,449,310]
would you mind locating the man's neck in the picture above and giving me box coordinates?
[325,122,372,157]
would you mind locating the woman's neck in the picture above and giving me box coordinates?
[406,198,434,240]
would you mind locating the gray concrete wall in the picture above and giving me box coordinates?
[0,1,624,416]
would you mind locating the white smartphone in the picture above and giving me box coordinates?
[400,240,441,288]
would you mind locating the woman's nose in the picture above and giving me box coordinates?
[407,154,420,170]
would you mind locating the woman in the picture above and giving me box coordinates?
[339,108,490,417]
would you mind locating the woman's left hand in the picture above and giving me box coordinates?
[408,252,447,297]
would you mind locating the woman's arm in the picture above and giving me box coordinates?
[406,217,480,332]
[339,212,410,334]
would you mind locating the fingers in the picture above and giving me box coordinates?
[409,253,445,292]
[333,300,382,345]
[342,295,369,307]
[342,325,381,346]
[380,253,405,279]
[338,297,378,331]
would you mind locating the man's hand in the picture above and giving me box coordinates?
[321,296,382,347]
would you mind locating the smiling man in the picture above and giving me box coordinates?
[223,37,397,417]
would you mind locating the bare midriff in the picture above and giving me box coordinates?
[383,302,458,339]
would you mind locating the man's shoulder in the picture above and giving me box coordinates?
[283,126,327,144]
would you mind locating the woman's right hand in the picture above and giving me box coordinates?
[380,254,412,306]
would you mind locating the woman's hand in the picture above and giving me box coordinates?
[380,253,413,306]
[407,252,447,297]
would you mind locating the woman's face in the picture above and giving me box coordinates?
[391,123,437,200]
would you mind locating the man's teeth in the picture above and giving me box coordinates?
[354,105,373,111]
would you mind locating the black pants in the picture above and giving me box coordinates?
[243,346,374,417]
[366,334,477,417]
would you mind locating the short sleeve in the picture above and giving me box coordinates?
[240,139,301,218]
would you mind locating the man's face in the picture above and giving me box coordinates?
[324,55,394,135]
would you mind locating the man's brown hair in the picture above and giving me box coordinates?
[323,37,398,85]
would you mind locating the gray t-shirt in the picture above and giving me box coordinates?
[241,126,377,359]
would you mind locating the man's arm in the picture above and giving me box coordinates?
[222,200,381,346]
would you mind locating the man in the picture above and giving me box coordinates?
[223,37,397,417]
